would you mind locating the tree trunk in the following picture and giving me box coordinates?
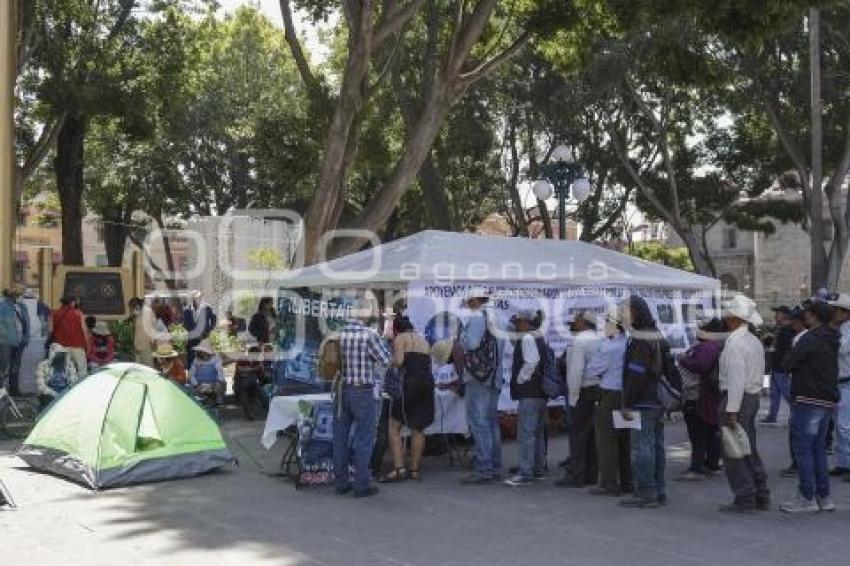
[54,113,87,265]
[102,218,129,267]
[678,229,715,277]
[419,153,454,230]
[506,119,529,237]
[301,5,375,264]
[809,8,828,292]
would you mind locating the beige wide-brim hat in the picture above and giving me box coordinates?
[828,293,850,311]
[723,294,764,326]
[153,343,179,358]
[466,286,491,302]
[192,339,215,355]
[431,339,454,365]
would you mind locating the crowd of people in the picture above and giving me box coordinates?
[327,289,848,515]
[0,288,280,421]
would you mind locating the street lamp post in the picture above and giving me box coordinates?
[532,145,591,240]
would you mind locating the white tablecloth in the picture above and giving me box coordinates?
[261,390,468,450]
[261,393,332,449]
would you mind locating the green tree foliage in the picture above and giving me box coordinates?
[628,242,694,272]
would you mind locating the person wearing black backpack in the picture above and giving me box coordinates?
[505,310,548,487]
[459,288,503,484]
[619,296,668,509]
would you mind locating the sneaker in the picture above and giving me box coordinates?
[828,467,850,477]
[779,466,797,478]
[758,417,778,425]
[504,474,534,487]
[619,495,659,509]
[677,470,705,481]
[532,471,549,481]
[657,494,667,506]
[780,493,819,514]
[353,486,380,498]
[816,496,836,512]
[334,485,352,496]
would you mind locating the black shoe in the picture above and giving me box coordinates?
[829,467,850,477]
[353,486,379,498]
[619,495,659,508]
[779,466,797,478]
[334,485,352,496]
[657,494,667,506]
[756,498,771,511]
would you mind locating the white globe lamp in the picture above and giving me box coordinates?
[532,180,554,201]
[572,177,592,202]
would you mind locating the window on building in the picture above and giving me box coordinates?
[96,254,109,267]
[723,228,737,249]
[720,273,739,291]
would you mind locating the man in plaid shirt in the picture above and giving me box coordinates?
[333,313,391,498]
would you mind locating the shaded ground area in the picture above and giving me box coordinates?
[1,403,848,566]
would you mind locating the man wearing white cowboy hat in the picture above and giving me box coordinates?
[826,293,850,482]
[459,285,503,484]
[717,293,770,513]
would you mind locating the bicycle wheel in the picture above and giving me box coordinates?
[0,398,40,439]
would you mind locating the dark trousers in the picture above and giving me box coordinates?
[594,389,631,492]
[333,385,377,493]
[568,385,599,486]
[683,400,721,473]
[371,398,391,475]
[720,392,770,505]
[233,379,264,420]
[186,339,200,369]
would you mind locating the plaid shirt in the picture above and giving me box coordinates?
[339,319,392,386]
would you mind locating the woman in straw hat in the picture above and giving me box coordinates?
[153,342,187,386]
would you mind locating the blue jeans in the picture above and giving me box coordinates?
[790,403,831,500]
[630,408,665,500]
[333,385,377,493]
[465,379,502,478]
[766,371,791,421]
[517,397,547,478]
[836,383,850,469]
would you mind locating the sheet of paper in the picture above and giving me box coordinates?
[613,410,641,430]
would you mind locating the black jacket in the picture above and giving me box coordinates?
[622,296,667,410]
[510,334,546,400]
[782,325,840,405]
[248,311,271,343]
[771,325,795,370]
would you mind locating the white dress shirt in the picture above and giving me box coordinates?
[516,333,540,384]
[719,325,765,413]
[566,329,602,406]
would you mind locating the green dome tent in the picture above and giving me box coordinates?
[18,363,235,489]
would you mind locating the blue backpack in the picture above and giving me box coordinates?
[538,338,564,399]
[46,368,70,393]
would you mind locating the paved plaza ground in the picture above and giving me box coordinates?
[1,403,848,566]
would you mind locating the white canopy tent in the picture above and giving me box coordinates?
[279,230,718,290]
[274,230,719,410]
